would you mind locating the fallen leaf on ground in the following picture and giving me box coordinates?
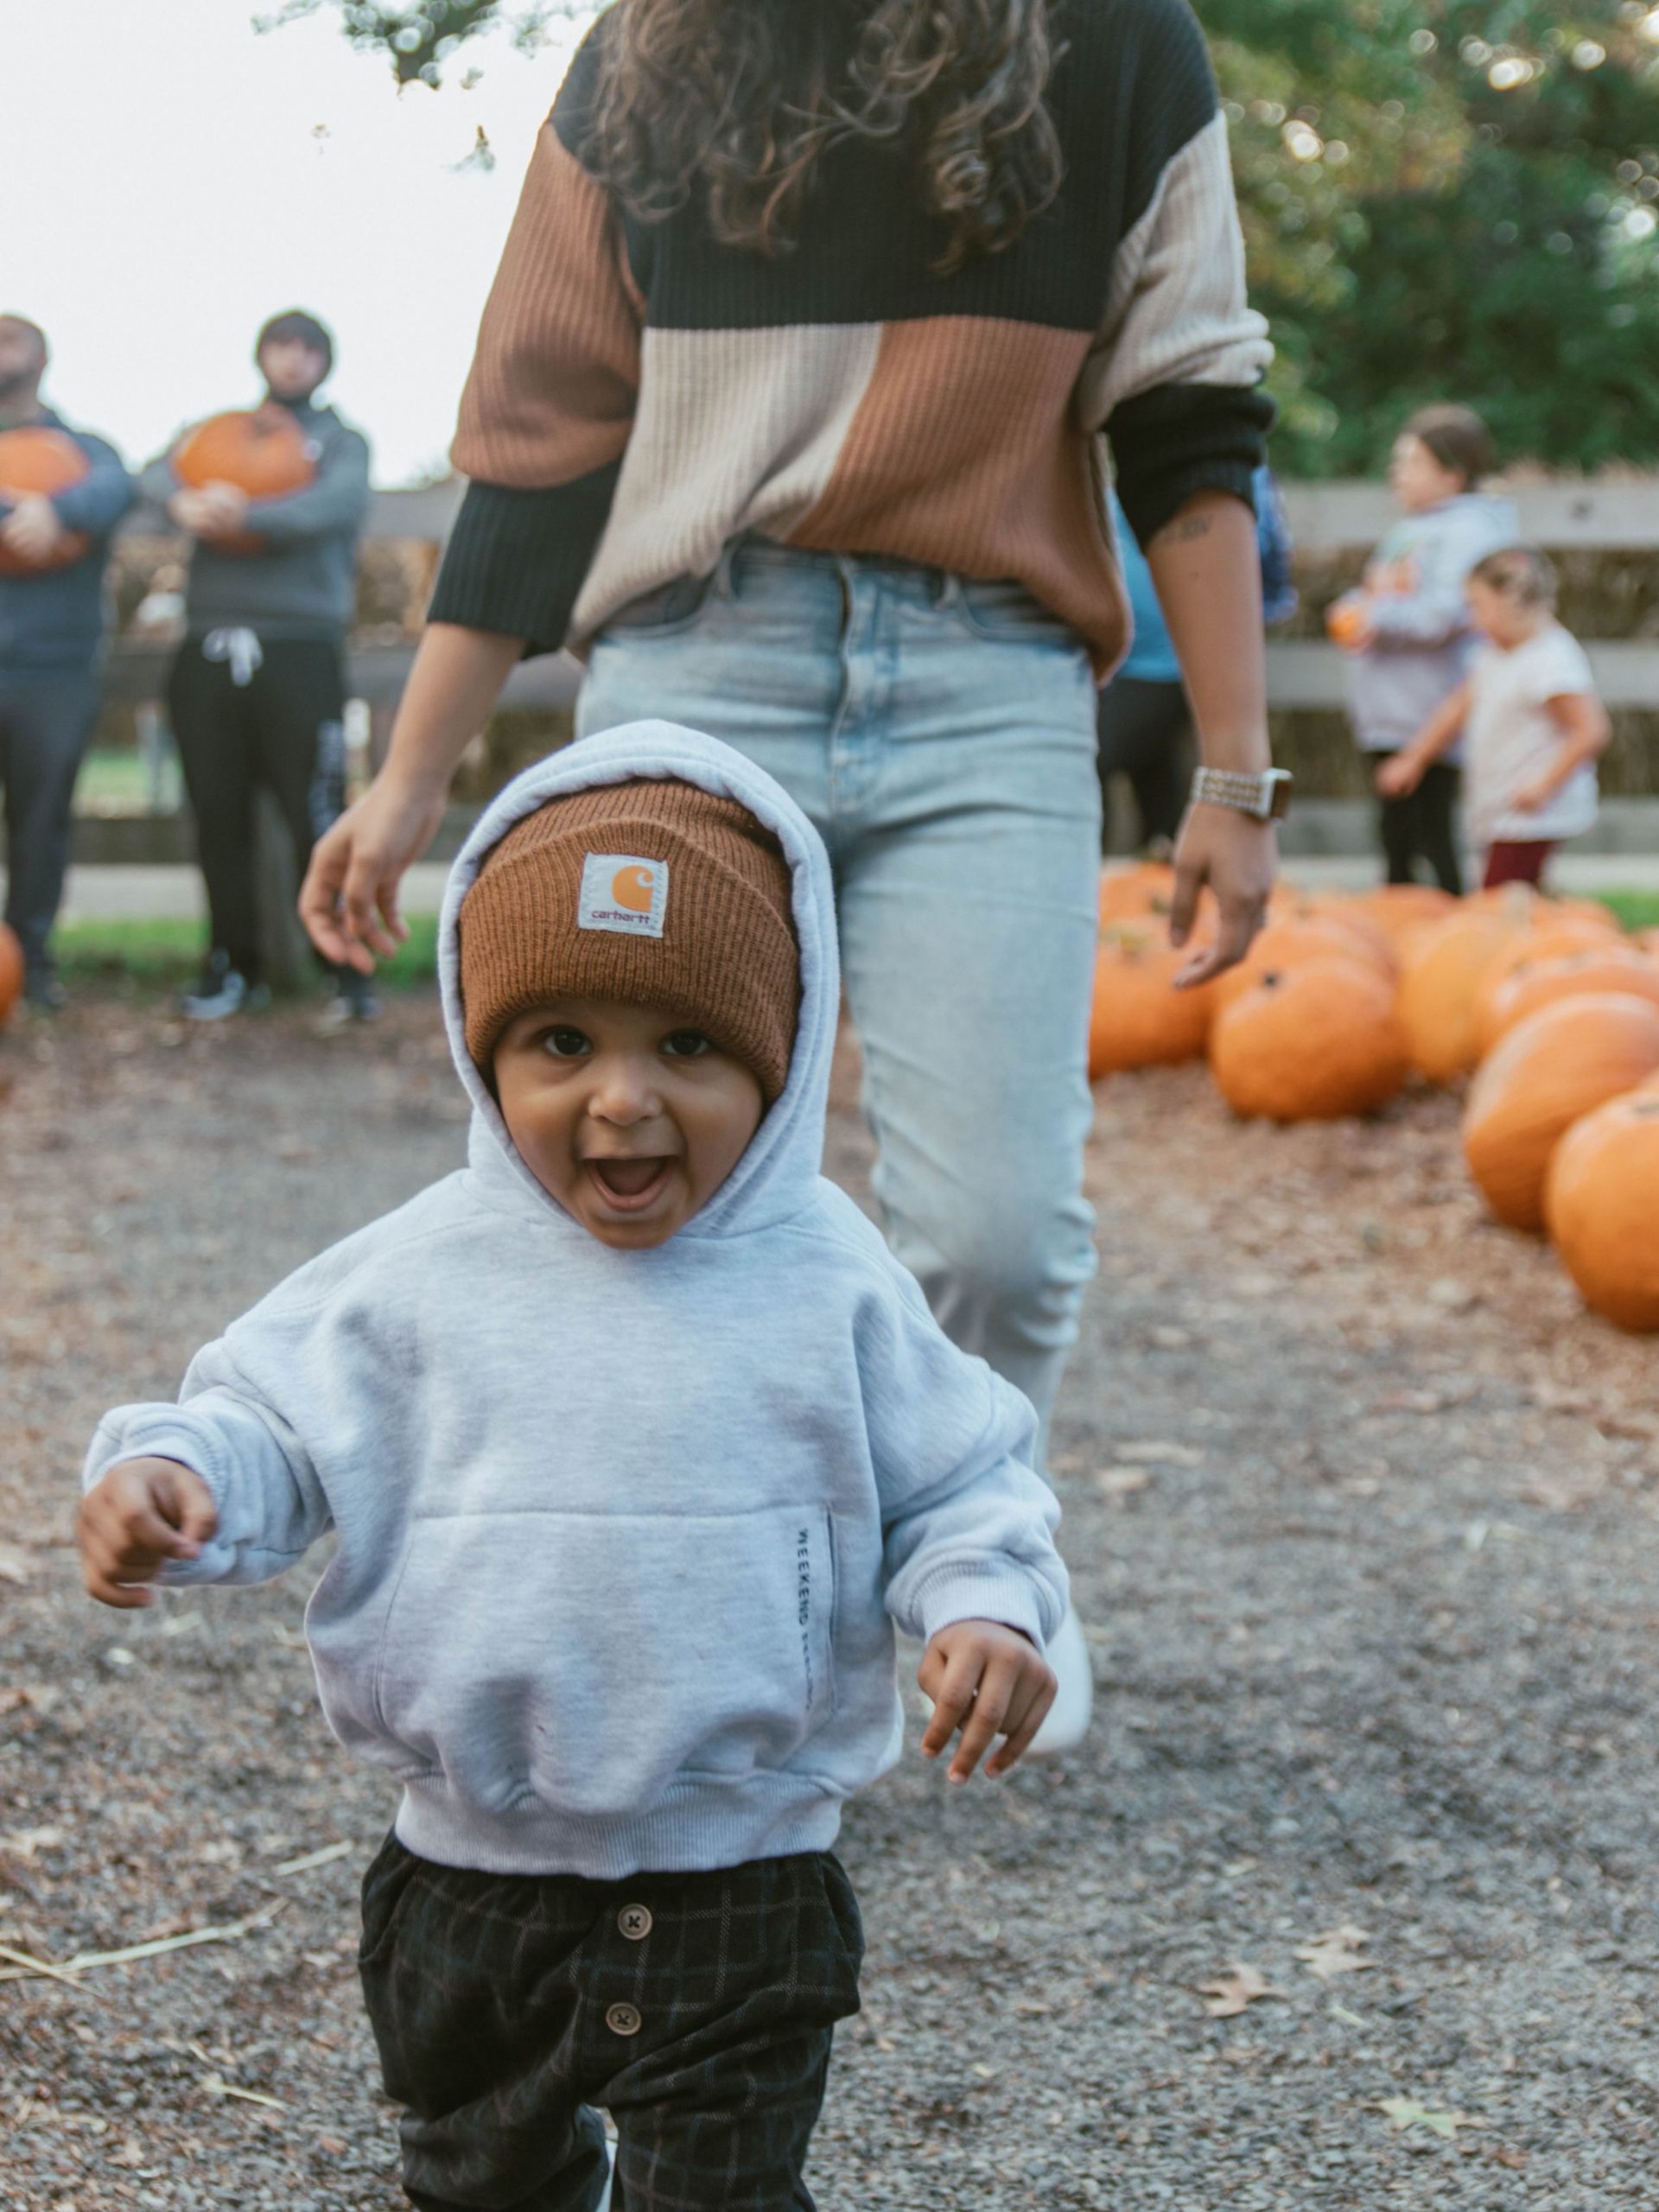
[1116,1440,1205,1465]
[1198,1963,1286,2018]
[0,1546,32,1586]
[200,2074,285,2111]
[1,1825,65,1859]
[1374,2096,1484,2139]
[1296,1924,1375,1980]
[1096,1466,1152,1497]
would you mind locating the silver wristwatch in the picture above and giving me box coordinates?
[1190,766,1294,822]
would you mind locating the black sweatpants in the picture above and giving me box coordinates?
[1096,675,1192,850]
[358,1835,864,2212]
[168,636,346,981]
[1375,757,1464,896]
[0,668,101,979]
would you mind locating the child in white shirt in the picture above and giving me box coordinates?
[1377,546,1611,889]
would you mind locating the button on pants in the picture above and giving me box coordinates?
[358,1834,863,2212]
[579,541,1102,1463]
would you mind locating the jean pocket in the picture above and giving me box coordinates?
[600,573,715,640]
[373,1506,839,1819]
[951,579,1081,648]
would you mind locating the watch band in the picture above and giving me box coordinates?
[1190,766,1294,822]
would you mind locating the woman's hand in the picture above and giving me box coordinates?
[300,773,450,972]
[1168,808,1275,986]
[1376,752,1425,801]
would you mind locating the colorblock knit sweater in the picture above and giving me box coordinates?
[429,0,1273,674]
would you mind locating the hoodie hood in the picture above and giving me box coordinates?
[439,722,840,1238]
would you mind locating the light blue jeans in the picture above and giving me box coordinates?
[577,540,1101,1457]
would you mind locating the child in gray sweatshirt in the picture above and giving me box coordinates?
[77,720,1067,2212]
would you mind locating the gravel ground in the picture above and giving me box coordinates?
[3,988,1658,2209]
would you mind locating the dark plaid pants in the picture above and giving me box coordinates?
[359,1834,863,2212]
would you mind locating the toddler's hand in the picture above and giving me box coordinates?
[1510,777,1552,814]
[918,1618,1056,1783]
[77,1457,218,1610]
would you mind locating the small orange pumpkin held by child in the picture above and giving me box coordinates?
[174,406,315,553]
[0,425,91,577]
[1396,894,1539,1084]
[1461,995,1659,1233]
[1478,946,1659,1057]
[1088,923,1214,1079]
[0,921,22,1025]
[1212,916,1394,1012]
[1324,596,1370,649]
[1545,1083,1659,1332]
[1209,957,1408,1122]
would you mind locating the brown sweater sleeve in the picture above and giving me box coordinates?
[429,118,642,651]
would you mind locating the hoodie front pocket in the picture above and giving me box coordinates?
[373,1506,836,1819]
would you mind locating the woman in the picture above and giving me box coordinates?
[302,0,1281,1738]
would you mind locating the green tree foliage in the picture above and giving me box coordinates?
[1209,1,1659,472]
[283,0,1659,473]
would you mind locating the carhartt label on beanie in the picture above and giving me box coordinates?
[459,779,799,1103]
[577,855,669,938]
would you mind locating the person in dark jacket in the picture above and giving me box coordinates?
[142,309,372,1023]
[0,314,133,1009]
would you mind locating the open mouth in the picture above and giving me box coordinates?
[585,1156,674,1212]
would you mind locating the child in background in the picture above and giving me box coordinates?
[1328,404,1516,894]
[76,721,1065,2212]
[1377,548,1610,891]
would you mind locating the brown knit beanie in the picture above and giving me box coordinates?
[458,779,799,1103]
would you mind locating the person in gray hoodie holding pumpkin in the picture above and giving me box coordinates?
[78,720,1066,2212]
[1327,404,1516,894]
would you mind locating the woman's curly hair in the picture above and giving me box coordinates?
[582,0,1065,272]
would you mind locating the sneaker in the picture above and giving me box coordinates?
[181,951,270,1022]
[314,972,381,1035]
[1027,1602,1093,1758]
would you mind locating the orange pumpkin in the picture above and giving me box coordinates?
[174,406,315,553]
[1396,896,1537,1083]
[0,426,91,577]
[1210,957,1408,1122]
[1213,916,1395,1011]
[1469,917,1624,1057]
[0,922,22,1024]
[175,406,315,499]
[1324,596,1369,648]
[1344,883,1459,950]
[1088,924,1215,1078]
[1461,995,1659,1231]
[1545,1084,1659,1332]
[1097,862,1178,925]
[1478,946,1659,1056]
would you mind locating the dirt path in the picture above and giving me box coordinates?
[3,993,1657,2209]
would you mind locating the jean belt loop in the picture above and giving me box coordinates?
[714,539,740,602]
[935,570,962,612]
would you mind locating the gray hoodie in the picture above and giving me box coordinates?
[83,723,1066,1880]
[1346,492,1519,754]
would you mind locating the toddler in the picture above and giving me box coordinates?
[1377,548,1610,891]
[77,721,1066,2212]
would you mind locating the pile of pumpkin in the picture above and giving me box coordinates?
[1090,863,1659,1334]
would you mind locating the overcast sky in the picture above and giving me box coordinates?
[7,1,601,485]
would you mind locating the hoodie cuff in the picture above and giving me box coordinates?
[912,1563,1054,1654]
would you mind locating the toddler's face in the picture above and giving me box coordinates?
[492,997,766,1248]
[1465,575,1535,648]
